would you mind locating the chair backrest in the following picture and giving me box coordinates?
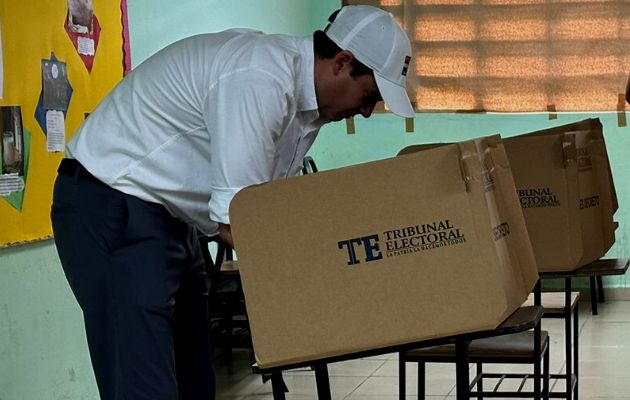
[301,156,318,175]
[198,234,234,297]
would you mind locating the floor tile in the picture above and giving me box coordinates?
[350,375,454,397]
[327,358,386,377]
[214,300,630,398]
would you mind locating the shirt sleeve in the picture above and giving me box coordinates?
[203,69,289,224]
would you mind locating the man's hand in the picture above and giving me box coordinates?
[218,223,234,249]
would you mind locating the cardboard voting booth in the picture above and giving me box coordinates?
[230,135,538,369]
[503,118,617,271]
[401,119,617,273]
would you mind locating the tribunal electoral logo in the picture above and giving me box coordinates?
[517,187,560,208]
[337,219,466,266]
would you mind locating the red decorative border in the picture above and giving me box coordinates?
[121,0,132,75]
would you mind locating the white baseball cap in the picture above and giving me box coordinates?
[325,5,414,118]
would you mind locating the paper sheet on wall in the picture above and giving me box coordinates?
[0,173,24,196]
[45,110,66,152]
[77,36,95,55]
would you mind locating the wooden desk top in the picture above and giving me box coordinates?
[539,258,629,279]
[522,292,580,314]
[252,305,544,373]
[488,306,544,336]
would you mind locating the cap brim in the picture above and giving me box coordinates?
[374,73,415,118]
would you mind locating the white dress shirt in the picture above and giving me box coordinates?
[67,30,325,235]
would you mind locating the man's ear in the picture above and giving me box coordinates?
[332,50,354,75]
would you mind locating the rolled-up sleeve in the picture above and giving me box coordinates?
[203,69,288,224]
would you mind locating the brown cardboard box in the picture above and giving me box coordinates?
[502,133,583,272]
[520,119,618,214]
[503,119,617,271]
[229,135,538,369]
[571,128,616,266]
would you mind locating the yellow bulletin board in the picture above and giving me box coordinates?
[0,1,128,247]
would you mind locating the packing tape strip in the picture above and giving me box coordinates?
[346,117,355,134]
[618,93,627,127]
[405,101,417,133]
[547,104,557,120]
[405,117,414,133]
[458,152,474,192]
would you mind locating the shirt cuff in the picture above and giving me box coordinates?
[208,186,240,225]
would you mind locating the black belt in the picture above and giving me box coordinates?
[58,158,170,213]
[58,158,102,184]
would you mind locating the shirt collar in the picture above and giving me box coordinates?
[296,35,319,113]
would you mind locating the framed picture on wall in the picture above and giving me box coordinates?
[67,0,94,34]
[1,106,24,176]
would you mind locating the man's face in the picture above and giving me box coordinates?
[319,62,383,122]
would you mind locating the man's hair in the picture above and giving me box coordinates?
[313,9,372,78]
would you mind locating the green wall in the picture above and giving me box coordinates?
[127,0,339,67]
[0,241,96,399]
[1,0,628,399]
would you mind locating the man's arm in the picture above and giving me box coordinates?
[204,70,288,240]
[218,223,233,249]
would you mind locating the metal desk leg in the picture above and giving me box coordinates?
[313,363,332,400]
[589,276,598,315]
[476,363,483,400]
[565,277,573,400]
[574,299,579,400]
[534,279,542,400]
[399,353,406,399]
[271,371,287,400]
[455,339,471,400]
[419,361,426,399]
[597,275,605,302]
[534,319,542,400]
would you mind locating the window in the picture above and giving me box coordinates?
[344,0,630,112]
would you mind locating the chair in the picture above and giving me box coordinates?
[399,285,550,399]
[198,234,250,357]
[400,331,550,399]
[524,287,581,399]
[533,259,629,398]
[572,258,628,315]
[301,155,318,175]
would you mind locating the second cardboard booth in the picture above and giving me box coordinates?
[401,118,617,272]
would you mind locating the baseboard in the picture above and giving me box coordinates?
[599,287,630,301]
[542,287,630,301]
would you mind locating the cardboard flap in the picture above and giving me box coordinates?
[569,129,616,264]
[575,119,618,214]
[503,133,583,271]
[484,139,538,303]
[586,138,616,251]
[461,136,538,317]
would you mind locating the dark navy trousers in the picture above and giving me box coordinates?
[51,159,215,400]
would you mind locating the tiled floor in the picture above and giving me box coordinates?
[213,300,630,399]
